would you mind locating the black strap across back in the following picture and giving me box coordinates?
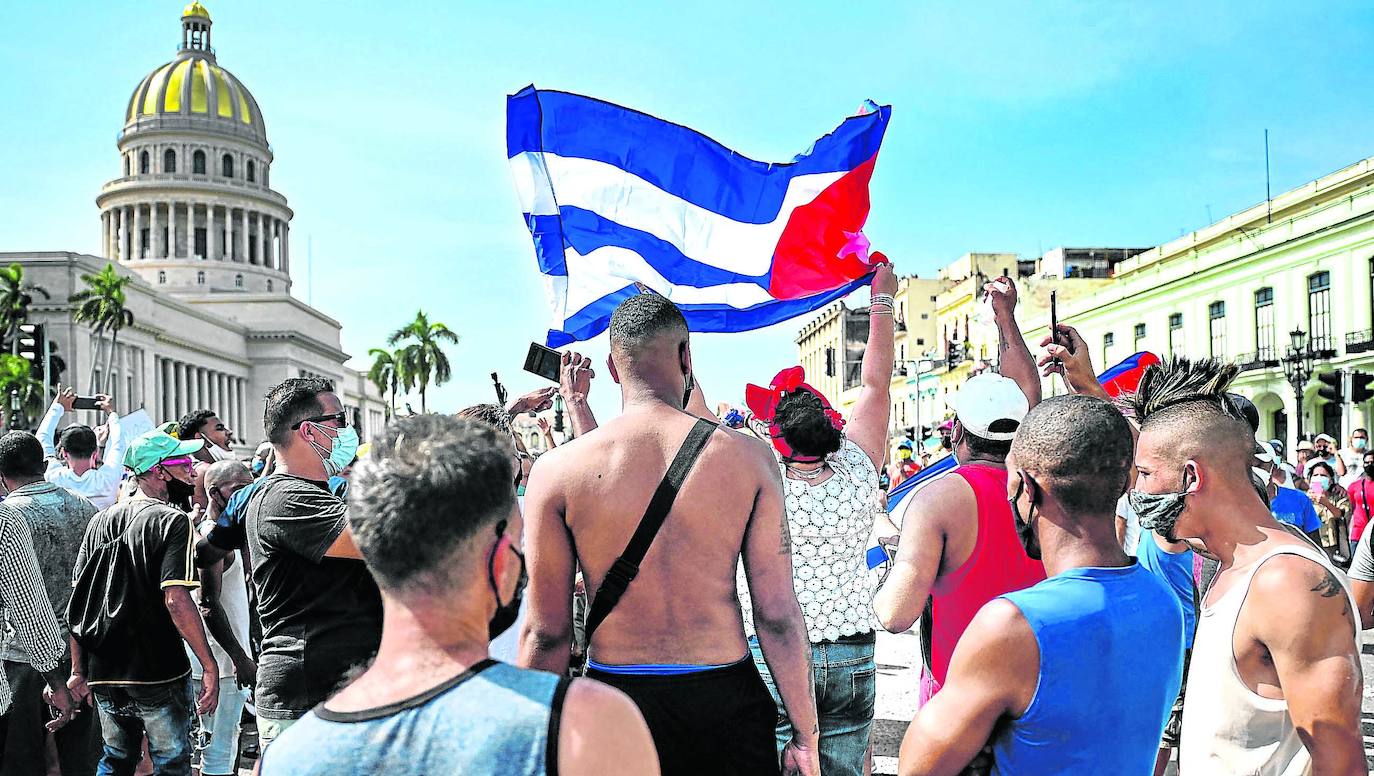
[583,418,717,644]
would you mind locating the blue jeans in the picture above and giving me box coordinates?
[196,677,249,775]
[749,635,876,776]
[92,681,193,776]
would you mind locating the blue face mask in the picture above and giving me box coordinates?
[251,459,265,476]
[306,423,359,478]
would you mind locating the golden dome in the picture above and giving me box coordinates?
[124,55,265,141]
[182,1,211,20]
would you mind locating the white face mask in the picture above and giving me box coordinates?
[207,442,236,462]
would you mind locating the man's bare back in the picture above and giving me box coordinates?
[526,405,778,666]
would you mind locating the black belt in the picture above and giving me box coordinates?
[823,630,876,646]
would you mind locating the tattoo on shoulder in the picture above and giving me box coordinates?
[1311,568,1344,599]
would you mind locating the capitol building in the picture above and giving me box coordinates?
[3,2,386,446]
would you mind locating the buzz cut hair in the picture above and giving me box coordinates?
[1012,395,1134,515]
[608,292,688,353]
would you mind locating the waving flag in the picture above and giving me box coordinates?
[507,86,892,346]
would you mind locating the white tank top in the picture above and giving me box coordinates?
[1179,544,1359,776]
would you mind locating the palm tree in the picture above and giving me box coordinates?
[0,263,50,355]
[69,263,135,393]
[0,354,45,428]
[367,347,403,420]
[386,310,459,413]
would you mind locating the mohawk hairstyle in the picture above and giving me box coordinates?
[1128,357,1244,423]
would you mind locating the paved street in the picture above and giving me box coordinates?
[872,630,1374,775]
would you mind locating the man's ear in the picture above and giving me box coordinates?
[680,341,693,376]
[606,354,621,385]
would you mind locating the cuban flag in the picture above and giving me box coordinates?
[507,86,892,346]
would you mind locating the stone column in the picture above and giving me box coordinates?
[102,211,110,259]
[211,205,221,260]
[249,211,259,265]
[131,205,141,259]
[238,208,247,263]
[173,361,185,419]
[280,221,290,275]
[161,359,174,422]
[150,203,160,260]
[264,218,275,269]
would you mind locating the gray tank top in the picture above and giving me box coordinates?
[258,659,570,776]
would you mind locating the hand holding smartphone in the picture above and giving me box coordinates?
[524,343,562,383]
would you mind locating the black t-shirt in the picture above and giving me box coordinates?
[68,497,199,686]
[245,474,382,719]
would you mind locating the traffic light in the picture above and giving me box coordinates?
[17,323,43,378]
[1316,370,1343,404]
[1353,371,1374,404]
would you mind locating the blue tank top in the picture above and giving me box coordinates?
[991,563,1184,776]
[258,660,569,776]
[1134,534,1198,648]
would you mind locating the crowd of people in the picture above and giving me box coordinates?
[0,260,1368,775]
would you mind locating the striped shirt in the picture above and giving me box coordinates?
[0,507,65,715]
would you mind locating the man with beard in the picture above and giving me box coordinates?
[1128,359,1364,775]
[67,430,219,775]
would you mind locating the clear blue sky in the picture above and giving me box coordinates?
[3,1,1373,421]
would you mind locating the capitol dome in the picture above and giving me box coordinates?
[121,2,266,144]
[97,2,292,297]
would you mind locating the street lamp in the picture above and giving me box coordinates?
[1282,327,1315,443]
[552,393,565,437]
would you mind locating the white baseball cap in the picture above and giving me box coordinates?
[1254,439,1282,467]
[953,374,1029,441]
[1315,433,1336,445]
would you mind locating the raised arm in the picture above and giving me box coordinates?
[518,451,577,673]
[741,443,820,776]
[873,475,968,633]
[898,599,1036,776]
[1251,556,1365,774]
[559,351,599,437]
[985,277,1041,408]
[37,387,76,458]
[847,263,897,469]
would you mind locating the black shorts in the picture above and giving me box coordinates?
[588,657,780,776]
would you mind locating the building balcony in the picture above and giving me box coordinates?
[1236,352,1280,373]
[1348,330,1374,354]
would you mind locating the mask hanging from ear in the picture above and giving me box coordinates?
[1127,468,1193,543]
[487,522,528,639]
[164,473,195,511]
[682,371,695,409]
[1007,473,1042,561]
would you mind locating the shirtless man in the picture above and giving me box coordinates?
[1128,357,1365,775]
[519,293,819,776]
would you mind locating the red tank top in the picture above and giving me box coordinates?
[924,463,1046,685]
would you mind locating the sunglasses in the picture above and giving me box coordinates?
[158,456,195,470]
[291,412,348,430]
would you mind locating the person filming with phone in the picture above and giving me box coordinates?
[37,387,126,510]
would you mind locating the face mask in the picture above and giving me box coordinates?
[486,520,527,640]
[328,475,349,499]
[1007,473,1042,561]
[682,371,695,409]
[1355,439,1369,451]
[1365,463,1374,478]
[163,471,195,511]
[305,423,359,478]
[252,459,266,476]
[1127,468,1193,543]
[1311,475,1331,490]
[207,442,236,462]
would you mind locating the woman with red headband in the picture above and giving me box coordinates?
[738,259,897,776]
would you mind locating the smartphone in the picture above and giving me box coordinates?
[1049,291,1060,347]
[72,396,102,411]
[523,342,561,383]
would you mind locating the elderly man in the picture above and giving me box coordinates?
[68,430,218,776]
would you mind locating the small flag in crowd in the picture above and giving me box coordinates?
[507,86,892,346]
